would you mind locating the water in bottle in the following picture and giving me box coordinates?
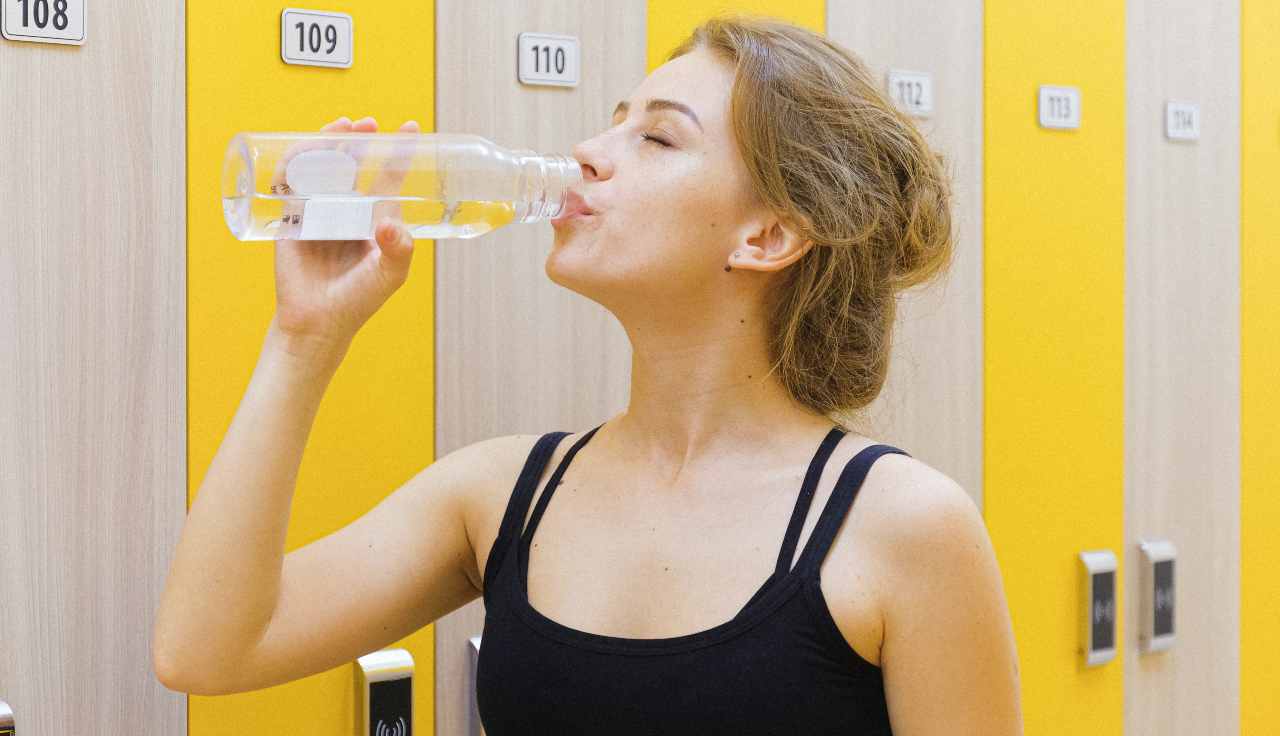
[221,131,582,241]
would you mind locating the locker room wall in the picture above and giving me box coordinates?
[825,0,985,511]
[1124,0,1240,732]
[0,2,187,733]
[3,2,1274,735]
[1240,1,1280,732]
[983,3,1128,735]
[185,2,437,734]
[431,3,646,734]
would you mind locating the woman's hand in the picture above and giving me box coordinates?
[271,115,420,346]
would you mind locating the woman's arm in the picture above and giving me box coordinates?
[151,320,353,689]
[876,461,1024,735]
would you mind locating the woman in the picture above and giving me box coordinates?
[153,14,1022,735]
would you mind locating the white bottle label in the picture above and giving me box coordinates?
[299,197,375,240]
[286,148,360,194]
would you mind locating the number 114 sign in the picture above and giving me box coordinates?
[2,0,85,45]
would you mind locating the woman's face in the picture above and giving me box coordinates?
[546,46,782,318]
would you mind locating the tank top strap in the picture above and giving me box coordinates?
[482,429,571,595]
[773,424,848,577]
[519,422,604,547]
[791,443,911,579]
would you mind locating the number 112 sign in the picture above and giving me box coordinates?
[2,0,85,45]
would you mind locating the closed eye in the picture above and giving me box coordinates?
[641,133,672,148]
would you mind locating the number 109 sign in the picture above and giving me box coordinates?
[281,8,352,69]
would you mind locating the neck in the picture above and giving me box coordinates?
[601,307,832,487]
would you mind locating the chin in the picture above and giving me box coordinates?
[545,230,628,306]
[547,235,599,291]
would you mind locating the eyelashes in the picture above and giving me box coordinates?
[605,116,674,148]
[641,133,672,148]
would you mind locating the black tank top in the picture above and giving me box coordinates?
[475,423,910,735]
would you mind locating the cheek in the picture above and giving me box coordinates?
[548,163,739,277]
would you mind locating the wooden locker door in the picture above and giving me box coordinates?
[1124,1,1241,732]
[432,2,645,733]
[826,1,985,509]
[0,0,187,732]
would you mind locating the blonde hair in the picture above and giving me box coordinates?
[668,15,956,423]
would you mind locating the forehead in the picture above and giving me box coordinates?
[624,47,734,128]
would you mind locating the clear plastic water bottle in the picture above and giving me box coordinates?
[221,131,582,241]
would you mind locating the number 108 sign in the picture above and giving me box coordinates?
[2,0,85,45]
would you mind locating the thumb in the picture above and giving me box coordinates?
[374,218,414,279]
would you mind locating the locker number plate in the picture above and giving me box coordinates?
[1165,101,1200,141]
[518,32,579,87]
[887,70,933,118]
[1038,85,1081,130]
[2,0,85,45]
[281,8,352,68]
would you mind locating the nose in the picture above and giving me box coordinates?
[571,137,612,182]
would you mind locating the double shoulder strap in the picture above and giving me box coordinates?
[482,427,909,598]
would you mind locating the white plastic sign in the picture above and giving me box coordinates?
[1038,85,1081,130]
[281,8,352,68]
[518,32,579,87]
[886,69,933,118]
[1165,101,1200,141]
[2,0,85,45]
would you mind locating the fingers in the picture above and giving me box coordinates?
[337,116,378,181]
[370,119,420,224]
[269,116,354,193]
[264,115,415,242]
[374,217,414,286]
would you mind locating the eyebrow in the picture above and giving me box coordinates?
[612,98,704,132]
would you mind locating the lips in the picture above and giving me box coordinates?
[552,190,597,223]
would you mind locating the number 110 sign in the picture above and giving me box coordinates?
[518,32,579,87]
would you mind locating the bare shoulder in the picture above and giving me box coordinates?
[849,448,1022,732]
[439,432,543,518]
[855,449,978,534]
[441,431,568,593]
[852,448,987,576]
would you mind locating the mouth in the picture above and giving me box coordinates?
[551,190,598,225]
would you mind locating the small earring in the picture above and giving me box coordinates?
[724,263,732,272]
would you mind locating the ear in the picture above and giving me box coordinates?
[730,213,815,272]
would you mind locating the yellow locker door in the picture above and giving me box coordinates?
[187,3,437,734]
[647,0,825,72]
[1241,0,1280,732]
[985,3,1127,735]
